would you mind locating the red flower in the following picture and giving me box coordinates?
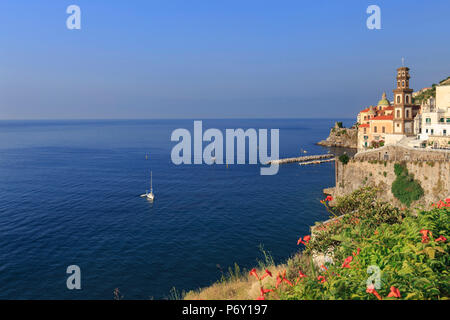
[433,200,450,208]
[317,275,326,283]
[420,229,432,243]
[281,270,293,286]
[256,286,274,300]
[353,248,361,256]
[297,235,311,246]
[387,286,401,298]
[260,269,272,280]
[249,268,260,280]
[295,269,307,284]
[325,195,333,202]
[435,235,447,243]
[366,284,382,300]
[342,255,353,268]
[275,274,283,289]
[320,264,328,272]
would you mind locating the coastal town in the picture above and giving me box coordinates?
[356,66,450,151]
[314,65,450,209]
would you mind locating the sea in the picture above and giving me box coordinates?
[0,118,354,299]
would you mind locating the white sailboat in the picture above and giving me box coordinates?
[140,171,155,201]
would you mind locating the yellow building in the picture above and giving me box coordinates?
[357,92,395,149]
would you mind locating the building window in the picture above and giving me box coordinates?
[396,110,400,118]
[363,128,366,134]
[382,126,385,133]
[447,118,450,123]
[406,110,410,118]
[397,96,400,103]
[406,95,409,104]
[374,126,377,133]
[426,129,428,133]
[444,130,447,136]
[426,118,431,124]
[402,81,405,87]
[440,118,445,123]
[431,129,434,135]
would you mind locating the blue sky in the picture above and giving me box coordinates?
[0,0,449,119]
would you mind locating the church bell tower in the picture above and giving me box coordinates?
[393,67,414,135]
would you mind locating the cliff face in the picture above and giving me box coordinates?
[317,123,357,149]
[328,146,450,206]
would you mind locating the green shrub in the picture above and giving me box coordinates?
[276,188,449,300]
[391,163,424,207]
[339,154,350,165]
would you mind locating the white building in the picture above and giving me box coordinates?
[415,83,450,145]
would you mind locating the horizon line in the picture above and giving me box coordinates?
[0,117,355,121]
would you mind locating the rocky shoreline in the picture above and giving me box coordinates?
[317,122,357,149]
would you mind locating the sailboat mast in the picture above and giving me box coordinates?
[150,171,153,193]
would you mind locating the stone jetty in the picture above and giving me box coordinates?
[298,158,335,166]
[267,154,335,165]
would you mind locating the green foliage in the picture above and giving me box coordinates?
[333,187,378,215]
[391,163,424,207]
[336,122,343,128]
[413,86,436,104]
[413,77,449,104]
[277,188,450,300]
[339,154,350,165]
[256,244,275,269]
[394,163,405,176]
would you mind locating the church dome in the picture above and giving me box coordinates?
[377,92,390,106]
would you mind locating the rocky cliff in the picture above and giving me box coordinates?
[317,122,357,149]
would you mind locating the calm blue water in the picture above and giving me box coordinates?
[0,119,352,299]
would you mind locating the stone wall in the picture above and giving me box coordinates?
[331,154,450,207]
[428,136,450,149]
[354,145,450,162]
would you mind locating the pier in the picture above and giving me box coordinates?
[267,154,335,165]
[298,158,335,166]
